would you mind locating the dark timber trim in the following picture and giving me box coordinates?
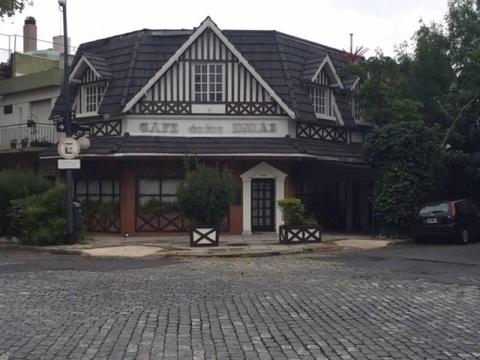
[296,121,350,143]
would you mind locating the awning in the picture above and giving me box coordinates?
[40,135,366,164]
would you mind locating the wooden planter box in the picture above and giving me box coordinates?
[190,227,220,247]
[279,225,322,244]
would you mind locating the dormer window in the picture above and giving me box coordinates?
[349,79,367,123]
[193,63,224,102]
[305,58,340,121]
[349,94,361,122]
[69,54,112,116]
[309,85,334,119]
[81,82,106,113]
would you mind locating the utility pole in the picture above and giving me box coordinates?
[59,0,74,243]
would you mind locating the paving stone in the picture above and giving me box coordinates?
[0,253,479,359]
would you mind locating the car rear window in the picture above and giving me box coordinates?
[419,203,450,215]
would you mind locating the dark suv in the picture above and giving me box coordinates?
[412,199,480,244]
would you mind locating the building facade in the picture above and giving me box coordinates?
[0,17,71,170]
[43,17,373,235]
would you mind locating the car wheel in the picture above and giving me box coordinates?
[457,228,470,245]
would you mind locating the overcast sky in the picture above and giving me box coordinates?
[0,0,448,61]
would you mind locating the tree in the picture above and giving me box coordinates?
[340,24,454,235]
[0,0,33,19]
[340,0,480,235]
[445,0,480,153]
[447,0,480,91]
[407,22,456,128]
[340,52,423,126]
[365,121,444,236]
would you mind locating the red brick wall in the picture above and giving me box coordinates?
[59,158,296,236]
[120,164,136,236]
[285,174,296,198]
[228,205,243,234]
[38,159,59,179]
[0,152,40,172]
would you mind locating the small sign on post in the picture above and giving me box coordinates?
[57,137,80,160]
[58,159,81,169]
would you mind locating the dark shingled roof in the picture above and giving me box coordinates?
[41,135,365,163]
[83,52,112,79]
[302,53,328,81]
[53,25,362,127]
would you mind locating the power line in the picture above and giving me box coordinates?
[0,33,78,53]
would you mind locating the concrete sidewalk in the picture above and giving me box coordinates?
[0,233,401,258]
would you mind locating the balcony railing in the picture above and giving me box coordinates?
[0,123,57,150]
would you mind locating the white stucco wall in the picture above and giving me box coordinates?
[0,86,59,149]
[0,86,59,126]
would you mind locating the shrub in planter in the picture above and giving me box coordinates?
[138,199,180,215]
[0,169,53,235]
[277,198,322,244]
[177,164,237,246]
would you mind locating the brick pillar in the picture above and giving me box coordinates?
[346,181,354,232]
[228,205,243,234]
[285,175,296,198]
[120,163,136,236]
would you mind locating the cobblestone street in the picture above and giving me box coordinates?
[0,247,479,359]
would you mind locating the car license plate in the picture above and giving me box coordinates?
[426,218,438,224]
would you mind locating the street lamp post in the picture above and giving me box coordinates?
[59,0,74,243]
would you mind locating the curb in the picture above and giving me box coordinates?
[150,243,343,258]
[170,249,304,258]
[0,243,85,256]
[0,240,393,259]
[385,239,413,248]
[0,242,344,259]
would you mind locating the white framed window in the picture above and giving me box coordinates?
[75,179,120,203]
[309,85,333,119]
[193,63,224,102]
[349,95,362,122]
[80,82,105,114]
[349,83,369,124]
[138,179,180,206]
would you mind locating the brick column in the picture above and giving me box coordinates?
[120,163,136,236]
[285,175,296,198]
[346,181,354,232]
[228,205,243,234]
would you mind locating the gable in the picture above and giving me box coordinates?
[240,161,287,180]
[73,66,108,115]
[69,53,111,83]
[307,69,344,125]
[312,69,330,86]
[125,17,295,118]
[311,55,343,88]
[346,77,360,91]
[81,67,101,84]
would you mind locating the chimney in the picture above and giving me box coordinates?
[53,35,71,55]
[23,16,37,53]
